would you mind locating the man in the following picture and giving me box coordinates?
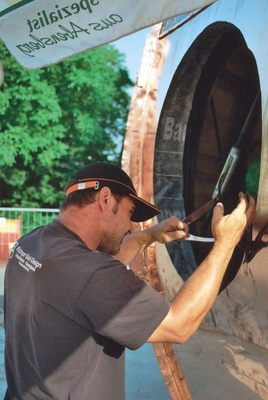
[4,162,255,399]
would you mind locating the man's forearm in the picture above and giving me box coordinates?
[147,240,235,344]
[115,228,154,265]
[115,217,189,265]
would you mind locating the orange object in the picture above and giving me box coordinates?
[0,218,21,265]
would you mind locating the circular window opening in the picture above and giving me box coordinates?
[153,22,261,292]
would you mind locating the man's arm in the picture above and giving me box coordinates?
[147,192,256,344]
[115,216,189,265]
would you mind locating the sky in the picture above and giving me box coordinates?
[112,27,151,82]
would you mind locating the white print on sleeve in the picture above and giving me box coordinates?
[10,242,42,272]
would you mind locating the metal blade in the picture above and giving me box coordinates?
[184,234,215,242]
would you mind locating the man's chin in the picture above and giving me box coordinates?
[97,245,121,256]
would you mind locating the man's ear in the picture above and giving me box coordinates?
[98,187,113,210]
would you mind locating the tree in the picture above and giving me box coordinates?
[0,42,133,207]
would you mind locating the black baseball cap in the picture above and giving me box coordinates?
[65,162,160,222]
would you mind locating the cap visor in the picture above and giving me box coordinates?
[130,194,160,222]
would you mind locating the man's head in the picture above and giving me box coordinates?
[61,162,160,222]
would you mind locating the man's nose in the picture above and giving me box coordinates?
[127,222,134,234]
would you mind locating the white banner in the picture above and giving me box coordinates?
[0,0,216,69]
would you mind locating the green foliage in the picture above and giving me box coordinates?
[0,42,133,207]
[245,155,260,200]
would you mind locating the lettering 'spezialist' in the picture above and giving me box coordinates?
[26,0,99,32]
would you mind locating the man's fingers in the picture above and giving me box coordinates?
[213,192,256,233]
[169,217,188,230]
[150,216,189,244]
[212,202,224,221]
[165,217,189,240]
[242,193,256,226]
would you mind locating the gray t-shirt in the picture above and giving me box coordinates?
[4,219,170,400]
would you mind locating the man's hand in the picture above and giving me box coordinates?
[146,216,189,244]
[212,192,256,249]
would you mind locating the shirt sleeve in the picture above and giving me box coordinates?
[74,253,170,350]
